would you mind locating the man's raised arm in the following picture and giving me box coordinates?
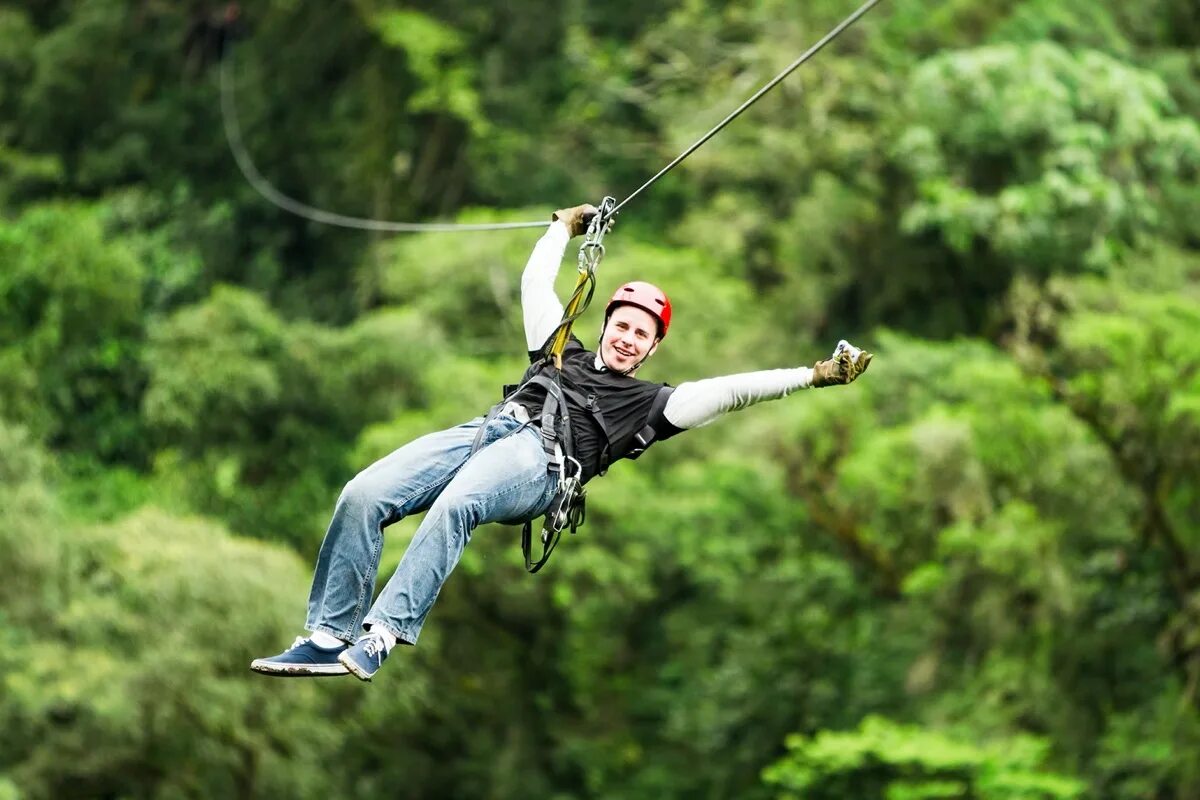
[521,205,597,351]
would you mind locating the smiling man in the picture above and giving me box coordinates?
[250,203,873,682]
[603,298,660,371]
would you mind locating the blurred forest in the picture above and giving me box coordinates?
[1,0,1198,798]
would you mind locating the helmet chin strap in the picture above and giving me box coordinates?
[599,351,643,376]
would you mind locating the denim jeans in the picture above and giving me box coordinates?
[304,414,557,645]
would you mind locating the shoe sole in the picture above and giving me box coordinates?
[338,652,376,682]
[249,660,349,677]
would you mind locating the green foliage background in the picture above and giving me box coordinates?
[1,0,1197,797]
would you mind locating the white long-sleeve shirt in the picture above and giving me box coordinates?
[521,222,816,431]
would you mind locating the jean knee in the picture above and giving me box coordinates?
[338,476,363,506]
[427,493,482,535]
[338,474,389,517]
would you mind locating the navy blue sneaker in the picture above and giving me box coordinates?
[250,636,350,677]
[338,632,392,682]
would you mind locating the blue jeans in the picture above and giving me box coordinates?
[304,414,557,645]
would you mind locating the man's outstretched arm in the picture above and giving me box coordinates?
[663,340,873,430]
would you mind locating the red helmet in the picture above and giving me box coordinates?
[604,281,672,339]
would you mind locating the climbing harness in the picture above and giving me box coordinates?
[472,369,615,573]
[468,197,619,573]
[519,373,601,573]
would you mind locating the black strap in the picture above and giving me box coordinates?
[469,403,504,456]
[625,385,674,460]
[470,374,543,457]
[529,373,613,474]
[521,519,559,573]
[519,367,599,573]
[525,374,573,462]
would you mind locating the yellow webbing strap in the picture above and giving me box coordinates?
[548,271,593,369]
[544,196,615,369]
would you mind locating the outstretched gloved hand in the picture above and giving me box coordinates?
[811,340,873,387]
[552,204,599,238]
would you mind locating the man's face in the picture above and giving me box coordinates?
[600,304,660,373]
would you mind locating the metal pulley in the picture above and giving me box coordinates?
[576,195,617,274]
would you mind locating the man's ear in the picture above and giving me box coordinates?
[647,339,660,359]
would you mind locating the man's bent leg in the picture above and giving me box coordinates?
[304,418,486,642]
[364,421,556,645]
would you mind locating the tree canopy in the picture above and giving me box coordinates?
[1,1,1198,798]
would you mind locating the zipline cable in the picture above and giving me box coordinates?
[219,49,548,232]
[610,0,883,217]
[220,0,882,232]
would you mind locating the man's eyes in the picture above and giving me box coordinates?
[616,323,648,338]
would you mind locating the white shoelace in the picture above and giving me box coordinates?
[359,632,390,663]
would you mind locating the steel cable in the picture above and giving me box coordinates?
[219,49,548,232]
[611,0,883,217]
[220,0,882,232]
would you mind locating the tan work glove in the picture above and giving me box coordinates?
[552,204,599,238]
[811,339,873,387]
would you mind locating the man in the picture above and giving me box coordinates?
[251,204,872,681]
